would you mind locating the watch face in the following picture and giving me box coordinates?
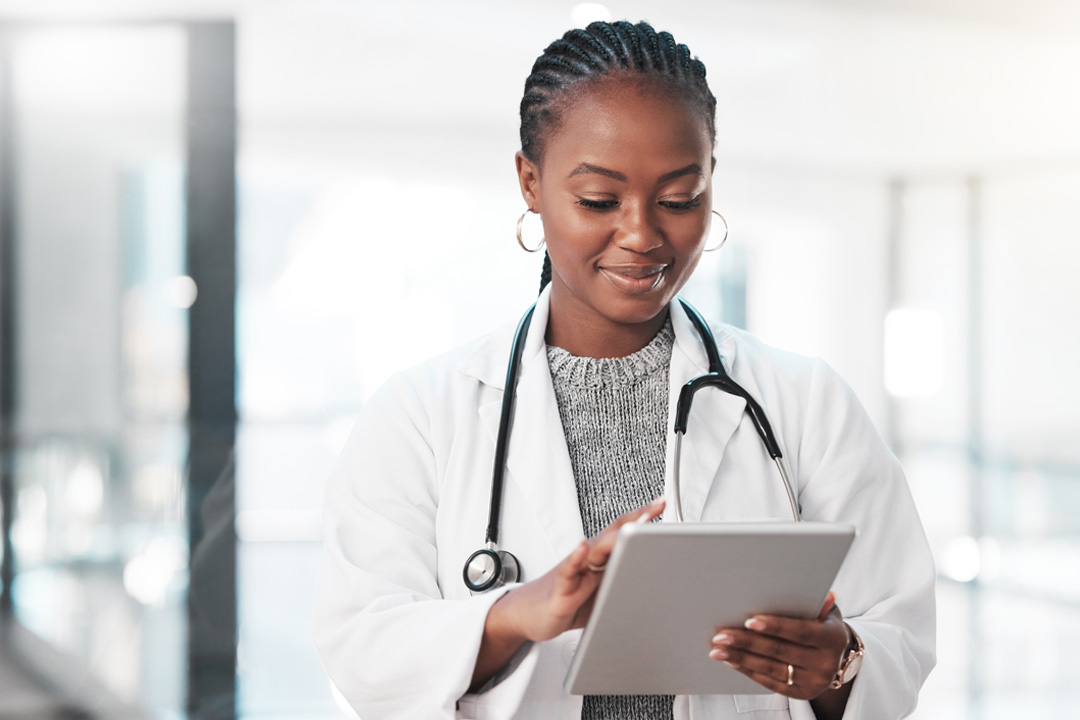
[843,652,863,683]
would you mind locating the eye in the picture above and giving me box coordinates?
[576,197,618,210]
[659,197,702,211]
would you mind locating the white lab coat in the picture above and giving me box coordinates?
[314,288,936,720]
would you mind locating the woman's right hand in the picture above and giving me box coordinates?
[506,496,666,641]
[470,497,665,689]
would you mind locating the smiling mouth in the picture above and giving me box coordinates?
[599,264,670,294]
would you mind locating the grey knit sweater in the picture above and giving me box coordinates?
[546,319,675,720]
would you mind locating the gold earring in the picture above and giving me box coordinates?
[516,210,545,253]
[705,210,728,252]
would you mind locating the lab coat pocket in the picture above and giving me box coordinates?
[733,693,791,715]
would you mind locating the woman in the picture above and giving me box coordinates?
[314,20,935,720]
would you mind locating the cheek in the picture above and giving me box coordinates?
[540,203,610,257]
[671,213,711,251]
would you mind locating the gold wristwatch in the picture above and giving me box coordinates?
[829,624,865,689]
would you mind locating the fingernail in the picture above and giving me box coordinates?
[709,648,728,660]
[712,633,731,645]
[651,496,665,507]
[723,660,737,669]
[744,618,766,631]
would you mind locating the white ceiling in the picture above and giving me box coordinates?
[2,0,1079,29]
[2,0,1078,176]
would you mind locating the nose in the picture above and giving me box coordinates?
[615,200,664,253]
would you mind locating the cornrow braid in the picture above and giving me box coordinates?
[612,21,645,70]
[539,251,552,296]
[562,29,614,66]
[519,21,717,295]
[656,31,678,72]
[637,22,661,72]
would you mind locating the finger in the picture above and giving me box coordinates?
[817,591,836,621]
[721,661,814,701]
[582,532,619,571]
[717,648,798,688]
[710,628,819,670]
[741,613,845,651]
[711,641,833,701]
[554,542,591,593]
[585,497,665,568]
[602,496,665,534]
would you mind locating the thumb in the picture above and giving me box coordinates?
[817,591,837,621]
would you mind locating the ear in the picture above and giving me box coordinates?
[515,151,542,211]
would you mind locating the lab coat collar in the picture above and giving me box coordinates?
[460,287,746,552]
[457,285,550,392]
[457,286,741,388]
[469,287,584,558]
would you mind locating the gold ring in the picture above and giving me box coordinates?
[585,561,607,572]
[787,664,794,686]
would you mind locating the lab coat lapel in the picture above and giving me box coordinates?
[474,291,585,559]
[665,302,746,523]
[470,293,748,552]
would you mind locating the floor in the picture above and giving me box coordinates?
[0,643,89,720]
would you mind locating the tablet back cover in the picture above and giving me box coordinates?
[564,521,855,696]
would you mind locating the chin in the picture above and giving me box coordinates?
[603,293,673,327]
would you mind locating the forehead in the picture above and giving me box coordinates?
[542,75,712,175]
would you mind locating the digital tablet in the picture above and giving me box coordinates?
[564,521,856,696]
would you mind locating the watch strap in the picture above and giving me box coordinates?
[829,623,865,689]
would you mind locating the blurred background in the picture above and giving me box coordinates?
[0,0,1077,718]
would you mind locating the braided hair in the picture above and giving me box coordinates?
[520,21,716,294]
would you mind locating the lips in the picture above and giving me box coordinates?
[598,263,670,294]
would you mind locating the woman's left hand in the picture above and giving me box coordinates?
[709,592,851,701]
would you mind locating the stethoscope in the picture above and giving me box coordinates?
[462,299,801,594]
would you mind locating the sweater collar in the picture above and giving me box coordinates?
[457,285,735,390]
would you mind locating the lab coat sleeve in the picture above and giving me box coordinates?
[785,359,936,720]
[312,372,539,720]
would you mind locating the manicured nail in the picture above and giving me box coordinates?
[712,633,731,645]
[709,648,728,660]
[651,496,664,507]
[723,660,737,669]
[744,618,766,631]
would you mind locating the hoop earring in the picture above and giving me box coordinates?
[516,211,545,253]
[705,210,729,252]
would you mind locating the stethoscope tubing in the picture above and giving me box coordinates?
[485,304,536,547]
[466,298,800,593]
[674,300,801,523]
[671,436,799,523]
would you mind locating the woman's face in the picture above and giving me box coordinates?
[516,76,715,357]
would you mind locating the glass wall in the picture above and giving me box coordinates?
[6,24,189,715]
[1,3,1077,720]
[894,171,1080,718]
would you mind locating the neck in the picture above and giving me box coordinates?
[545,291,670,359]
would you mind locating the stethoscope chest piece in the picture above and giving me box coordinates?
[464,545,521,595]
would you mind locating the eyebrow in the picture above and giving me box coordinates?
[567,163,626,181]
[566,162,703,184]
[657,163,704,184]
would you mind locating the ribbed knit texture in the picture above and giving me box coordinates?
[547,318,675,720]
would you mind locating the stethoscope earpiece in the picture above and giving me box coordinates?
[463,546,521,595]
